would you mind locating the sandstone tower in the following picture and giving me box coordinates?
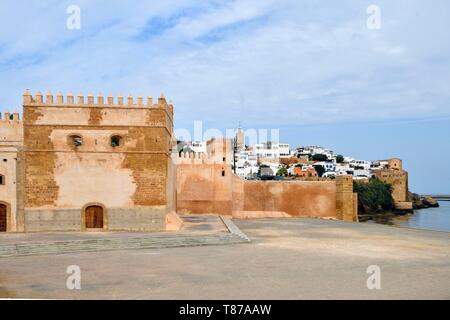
[372,158,411,209]
[0,111,24,232]
[21,90,174,232]
[236,126,244,151]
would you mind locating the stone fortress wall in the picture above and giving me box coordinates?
[174,139,358,221]
[0,90,359,233]
[372,158,411,210]
[19,90,174,232]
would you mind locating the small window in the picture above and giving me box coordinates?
[222,170,225,177]
[111,136,122,148]
[69,135,83,147]
[67,134,83,148]
[0,175,4,185]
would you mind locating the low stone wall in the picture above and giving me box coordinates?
[107,207,167,231]
[25,208,80,232]
[24,207,167,232]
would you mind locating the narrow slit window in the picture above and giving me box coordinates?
[69,135,83,147]
[111,136,122,148]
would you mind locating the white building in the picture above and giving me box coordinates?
[313,161,336,172]
[370,160,390,170]
[353,169,372,179]
[294,146,335,161]
[349,160,371,170]
[236,151,258,166]
[335,163,351,175]
[343,156,354,163]
[234,150,259,178]
[278,143,291,158]
[235,164,259,178]
[289,144,386,181]
[254,142,291,159]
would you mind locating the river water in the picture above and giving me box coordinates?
[369,201,450,232]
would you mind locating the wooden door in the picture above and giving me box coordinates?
[0,204,6,232]
[85,206,103,229]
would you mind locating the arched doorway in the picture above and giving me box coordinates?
[85,205,104,229]
[0,203,7,232]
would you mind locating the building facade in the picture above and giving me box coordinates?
[0,90,175,232]
[0,112,23,232]
[254,142,291,159]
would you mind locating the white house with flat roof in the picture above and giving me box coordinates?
[254,142,291,159]
[350,160,371,170]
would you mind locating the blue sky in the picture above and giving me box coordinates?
[0,0,449,193]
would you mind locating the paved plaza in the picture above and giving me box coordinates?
[0,218,449,299]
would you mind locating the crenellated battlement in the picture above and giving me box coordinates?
[0,111,23,143]
[172,152,222,165]
[22,90,174,113]
[0,111,22,123]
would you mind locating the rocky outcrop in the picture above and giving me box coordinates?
[422,196,440,208]
[409,192,440,209]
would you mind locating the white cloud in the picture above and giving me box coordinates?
[168,0,275,39]
[0,0,449,129]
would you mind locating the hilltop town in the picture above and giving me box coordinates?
[178,127,412,212]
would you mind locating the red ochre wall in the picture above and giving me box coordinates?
[176,160,356,220]
[176,163,233,215]
[232,177,337,218]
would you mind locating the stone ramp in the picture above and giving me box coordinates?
[0,215,250,258]
[180,214,230,233]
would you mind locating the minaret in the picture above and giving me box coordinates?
[236,122,244,151]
